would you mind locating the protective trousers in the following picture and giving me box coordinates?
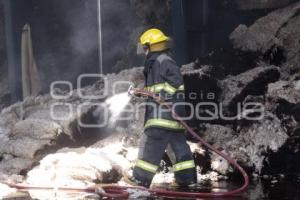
[133,128,197,187]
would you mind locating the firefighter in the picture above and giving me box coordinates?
[128,28,197,187]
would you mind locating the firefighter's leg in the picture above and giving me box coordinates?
[133,128,170,187]
[169,131,197,185]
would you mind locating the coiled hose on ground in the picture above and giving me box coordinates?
[6,89,249,199]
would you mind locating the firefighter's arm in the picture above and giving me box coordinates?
[160,59,184,91]
[160,59,186,117]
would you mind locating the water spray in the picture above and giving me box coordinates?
[105,92,131,126]
[6,86,249,199]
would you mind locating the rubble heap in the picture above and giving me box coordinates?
[0,68,144,182]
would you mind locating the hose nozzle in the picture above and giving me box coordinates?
[128,85,135,97]
[128,85,155,99]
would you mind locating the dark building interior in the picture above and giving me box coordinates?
[2,0,281,102]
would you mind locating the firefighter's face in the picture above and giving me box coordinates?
[137,43,149,55]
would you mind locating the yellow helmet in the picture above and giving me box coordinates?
[137,28,170,54]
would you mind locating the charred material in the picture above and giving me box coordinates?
[230,2,300,80]
[221,66,280,115]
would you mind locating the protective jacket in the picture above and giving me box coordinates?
[143,52,186,131]
[132,51,196,187]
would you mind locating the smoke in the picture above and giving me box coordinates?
[100,0,145,73]
[29,0,149,92]
[68,1,98,55]
[31,0,98,88]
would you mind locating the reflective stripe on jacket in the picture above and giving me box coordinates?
[143,52,186,131]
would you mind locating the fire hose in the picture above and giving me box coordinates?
[5,88,249,199]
